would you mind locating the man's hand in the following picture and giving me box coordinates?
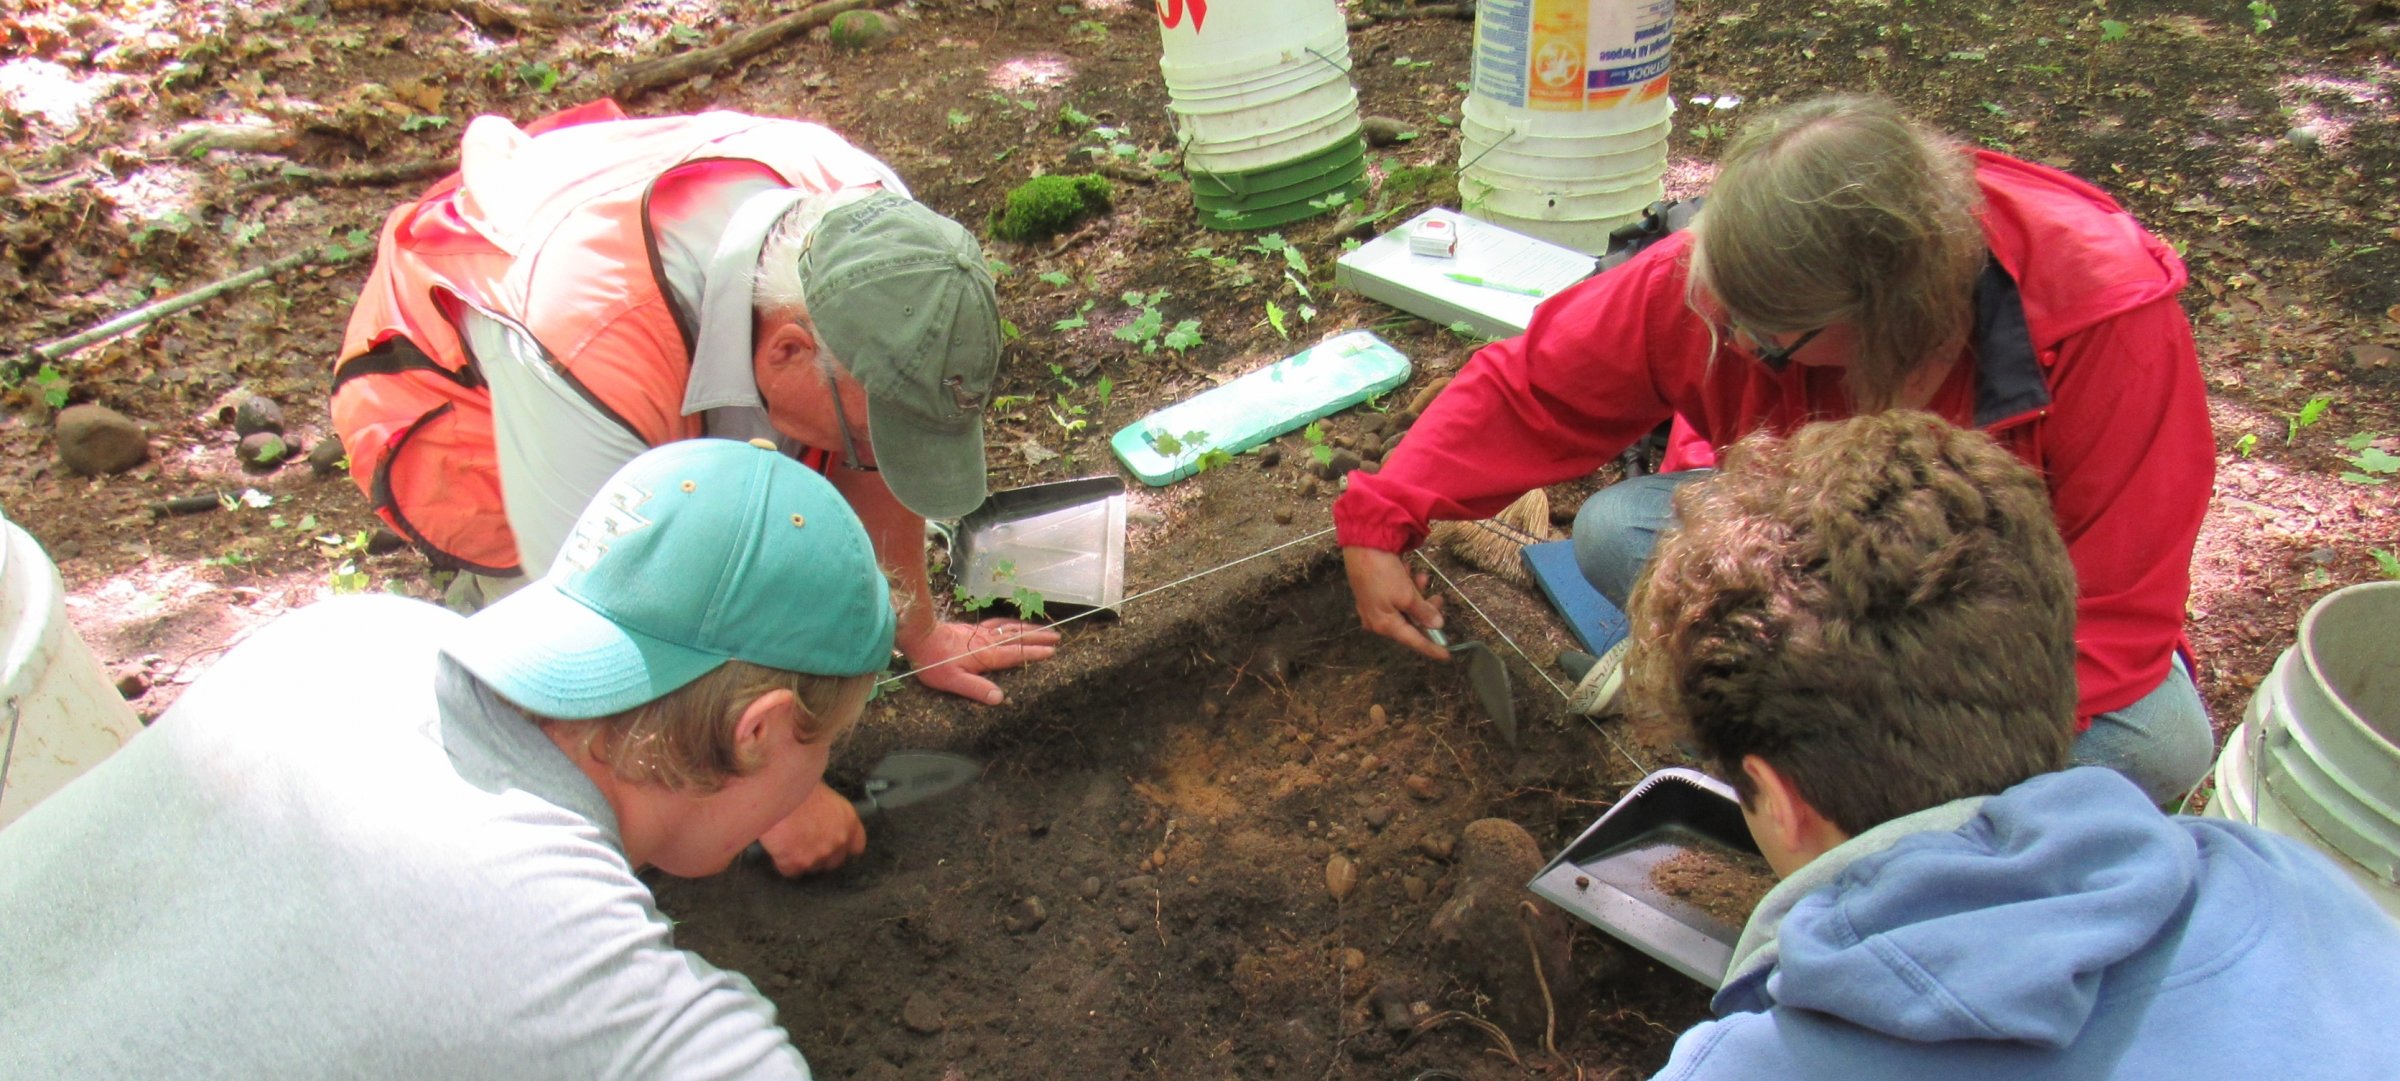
[757,785,868,877]
[900,617,1062,705]
[1342,545,1449,660]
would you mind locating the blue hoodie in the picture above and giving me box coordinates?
[1653,767,2400,1080]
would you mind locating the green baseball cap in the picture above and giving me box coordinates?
[443,439,897,720]
[801,191,999,520]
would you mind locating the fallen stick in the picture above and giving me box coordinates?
[8,243,362,381]
[231,155,455,200]
[605,0,879,100]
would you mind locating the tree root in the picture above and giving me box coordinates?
[605,0,881,101]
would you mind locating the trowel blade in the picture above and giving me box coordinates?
[851,751,981,817]
[1454,641,1518,748]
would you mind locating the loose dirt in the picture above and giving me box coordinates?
[1649,846,1777,930]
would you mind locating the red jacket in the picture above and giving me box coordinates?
[1336,152,2213,722]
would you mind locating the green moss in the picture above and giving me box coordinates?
[1379,164,1455,205]
[827,10,896,51]
[989,173,1113,243]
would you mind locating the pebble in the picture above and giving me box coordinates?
[901,991,945,1034]
[1116,907,1146,933]
[1328,448,1362,476]
[232,395,284,437]
[1419,833,1456,860]
[1360,115,1416,147]
[1364,805,1394,831]
[54,404,149,476]
[1273,508,1294,524]
[1356,753,1380,774]
[1116,874,1157,895]
[1404,774,1441,801]
[239,432,289,473]
[1079,876,1103,900]
[1258,445,1283,468]
[1325,853,1358,901]
[1403,875,1430,903]
[1338,946,1367,971]
[1369,704,1389,725]
[1299,475,1320,497]
[2287,125,2321,148]
[1374,980,1415,1033]
[1003,896,1048,934]
[306,434,347,476]
[112,664,150,700]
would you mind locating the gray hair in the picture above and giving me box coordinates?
[1688,94,1985,410]
[752,186,883,335]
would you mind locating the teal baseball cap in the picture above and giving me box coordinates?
[801,191,999,520]
[444,439,897,720]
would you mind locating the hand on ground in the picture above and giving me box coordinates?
[902,617,1063,705]
[757,785,867,877]
[1342,545,1448,660]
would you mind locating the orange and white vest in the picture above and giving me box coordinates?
[331,100,897,575]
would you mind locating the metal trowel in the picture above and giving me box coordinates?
[1425,627,1518,748]
[850,750,981,817]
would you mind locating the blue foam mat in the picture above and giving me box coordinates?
[1520,540,1629,656]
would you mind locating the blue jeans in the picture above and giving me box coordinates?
[1571,472,2215,804]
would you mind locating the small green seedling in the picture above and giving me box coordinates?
[1303,421,1334,467]
[33,365,68,409]
[2373,548,2400,580]
[1264,299,1289,339]
[948,108,974,130]
[1039,270,1074,288]
[1054,299,1096,332]
[329,560,370,594]
[2234,433,2259,458]
[2285,395,2331,444]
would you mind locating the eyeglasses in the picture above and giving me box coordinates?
[1732,324,1823,373]
[823,368,878,473]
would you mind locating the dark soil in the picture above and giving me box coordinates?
[1649,845,1777,930]
[6,0,2400,1075]
[656,570,1704,1080]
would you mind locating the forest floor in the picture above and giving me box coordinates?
[4,0,2398,1077]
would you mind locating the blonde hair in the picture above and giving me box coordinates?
[1688,94,1985,410]
[544,660,874,793]
[752,186,882,329]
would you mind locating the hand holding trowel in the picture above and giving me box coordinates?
[748,751,981,874]
[1422,626,1519,749]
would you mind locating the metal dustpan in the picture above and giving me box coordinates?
[1425,627,1517,748]
[953,476,1128,613]
[1528,768,1765,988]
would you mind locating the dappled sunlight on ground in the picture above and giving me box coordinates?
[989,53,1076,93]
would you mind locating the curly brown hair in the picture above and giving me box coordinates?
[1623,413,2076,835]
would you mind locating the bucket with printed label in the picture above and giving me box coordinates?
[1157,0,1364,228]
[1,508,143,829]
[1458,0,1677,253]
[2204,581,2400,921]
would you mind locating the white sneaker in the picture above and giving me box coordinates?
[1568,639,1631,716]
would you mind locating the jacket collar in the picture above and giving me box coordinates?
[1970,258,2050,429]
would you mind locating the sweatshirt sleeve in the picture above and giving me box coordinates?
[2035,295,2213,719]
[1332,237,1697,552]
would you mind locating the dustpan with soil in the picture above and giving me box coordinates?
[1527,767,1775,988]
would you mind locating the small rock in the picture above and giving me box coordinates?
[1357,753,1381,774]
[2287,125,2321,148]
[1117,874,1157,895]
[51,540,81,562]
[1337,946,1367,972]
[827,8,899,50]
[113,665,151,700]
[307,435,347,476]
[232,395,284,437]
[1428,819,1585,1044]
[1328,448,1362,476]
[239,432,288,473]
[1404,774,1440,801]
[1299,475,1321,497]
[1403,875,1430,903]
[1116,907,1146,933]
[1419,832,1456,860]
[1273,507,1294,525]
[1358,435,1384,462]
[1361,115,1417,147]
[1369,704,1389,726]
[1127,505,1166,525]
[900,991,946,1035]
[1325,852,1359,901]
[1080,875,1104,900]
[54,404,149,476]
[1374,980,1415,1033]
[1004,895,1049,934]
[1364,806,1394,831]
[1258,445,1283,468]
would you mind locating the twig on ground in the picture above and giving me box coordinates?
[160,123,300,159]
[9,243,361,381]
[451,0,566,33]
[1520,901,1560,1059]
[1403,1010,1522,1068]
[1045,224,1099,258]
[231,156,455,200]
[605,0,881,100]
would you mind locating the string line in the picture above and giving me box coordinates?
[1415,552,1651,776]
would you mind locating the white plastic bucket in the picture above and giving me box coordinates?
[1156,0,1348,86]
[1174,81,1357,152]
[1459,0,1675,254]
[2204,581,2400,920]
[1,511,143,829]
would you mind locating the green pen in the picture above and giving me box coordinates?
[1443,271,1547,297]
